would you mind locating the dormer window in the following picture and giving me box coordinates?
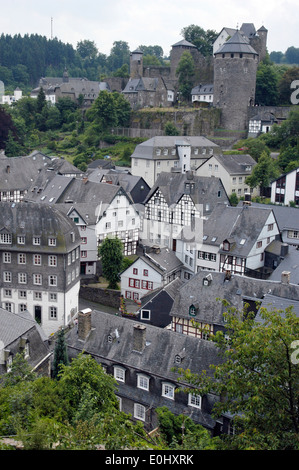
[189,304,197,316]
[223,240,230,251]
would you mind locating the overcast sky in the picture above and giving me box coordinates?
[0,0,297,56]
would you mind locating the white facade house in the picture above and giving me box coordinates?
[271,168,299,207]
[0,202,81,337]
[196,153,259,198]
[121,247,183,302]
[191,84,213,105]
[199,203,280,276]
[140,172,230,278]
[130,136,220,187]
[95,189,140,256]
[2,88,22,105]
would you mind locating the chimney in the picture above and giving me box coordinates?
[280,243,289,258]
[281,271,290,285]
[133,324,146,352]
[78,308,92,340]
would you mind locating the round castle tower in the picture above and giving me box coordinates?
[213,30,259,131]
[130,48,143,79]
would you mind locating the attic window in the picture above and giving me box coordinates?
[240,239,246,245]
[223,241,230,251]
[189,304,197,316]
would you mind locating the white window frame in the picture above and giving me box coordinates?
[0,233,12,244]
[134,403,146,421]
[49,306,57,319]
[48,255,57,267]
[48,237,56,246]
[18,272,27,284]
[48,275,57,287]
[140,309,151,321]
[3,252,11,263]
[3,271,12,283]
[137,374,150,391]
[33,254,42,265]
[17,236,25,245]
[188,393,202,409]
[114,366,125,383]
[162,382,175,400]
[33,237,41,246]
[18,253,26,264]
[33,274,42,285]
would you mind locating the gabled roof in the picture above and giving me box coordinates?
[200,153,257,175]
[203,204,274,256]
[66,309,222,387]
[257,293,299,320]
[122,247,183,276]
[144,172,229,210]
[0,308,47,347]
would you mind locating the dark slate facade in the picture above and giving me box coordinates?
[66,309,224,433]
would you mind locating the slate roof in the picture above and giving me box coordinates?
[257,293,299,320]
[144,172,229,210]
[126,247,183,277]
[201,153,257,175]
[0,201,80,253]
[131,136,219,160]
[27,174,73,204]
[215,30,258,55]
[202,204,274,256]
[143,247,183,274]
[170,270,299,325]
[140,276,184,306]
[66,309,223,427]
[55,202,100,226]
[0,308,50,375]
[32,77,101,99]
[239,202,299,232]
[44,177,126,205]
[191,84,214,95]
[0,151,51,191]
[0,308,47,347]
[172,39,197,48]
[268,245,299,285]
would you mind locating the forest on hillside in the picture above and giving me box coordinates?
[0,33,169,91]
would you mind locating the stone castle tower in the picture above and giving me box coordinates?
[130,48,144,79]
[213,30,259,130]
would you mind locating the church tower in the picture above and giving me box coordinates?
[213,30,259,130]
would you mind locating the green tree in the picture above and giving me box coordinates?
[52,328,69,379]
[181,24,218,56]
[165,121,179,136]
[255,63,279,105]
[176,51,195,101]
[278,66,299,104]
[86,90,117,132]
[176,303,299,450]
[58,353,119,420]
[285,46,299,64]
[245,151,280,193]
[76,40,98,61]
[98,236,124,289]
